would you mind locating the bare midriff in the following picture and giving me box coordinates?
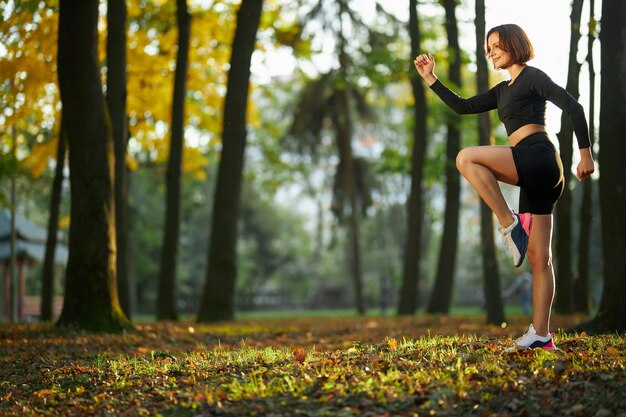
[509,123,547,146]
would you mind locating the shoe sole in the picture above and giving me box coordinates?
[504,339,558,353]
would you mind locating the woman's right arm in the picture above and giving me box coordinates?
[414,53,498,114]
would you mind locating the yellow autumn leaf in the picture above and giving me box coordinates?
[126,154,139,171]
[387,338,398,351]
[58,215,70,230]
[21,138,60,179]
[151,0,170,7]
[183,146,209,179]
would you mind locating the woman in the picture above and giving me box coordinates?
[414,24,594,352]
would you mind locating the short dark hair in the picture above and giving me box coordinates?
[486,24,534,64]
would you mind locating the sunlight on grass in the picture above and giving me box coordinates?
[0,317,624,416]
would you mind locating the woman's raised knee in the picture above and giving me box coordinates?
[456,148,472,173]
[456,147,484,175]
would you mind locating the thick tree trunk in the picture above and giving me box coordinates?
[574,0,626,334]
[197,0,263,322]
[475,0,504,325]
[398,0,428,316]
[574,0,597,314]
[157,0,191,321]
[107,0,132,318]
[41,118,66,321]
[554,0,583,314]
[56,0,131,332]
[427,0,461,314]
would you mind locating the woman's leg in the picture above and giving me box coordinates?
[456,146,519,227]
[526,214,555,336]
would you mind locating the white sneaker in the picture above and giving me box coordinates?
[499,214,529,268]
[504,324,557,353]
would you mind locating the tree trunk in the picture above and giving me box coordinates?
[427,0,461,314]
[398,0,428,316]
[157,0,191,321]
[575,179,592,313]
[56,0,131,332]
[197,0,263,322]
[333,89,365,315]
[574,0,597,314]
[554,0,584,314]
[9,101,17,322]
[574,0,626,334]
[107,0,132,318]
[336,0,364,315]
[475,0,504,325]
[347,162,365,315]
[40,116,66,322]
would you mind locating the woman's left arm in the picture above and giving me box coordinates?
[533,68,595,180]
[533,68,591,149]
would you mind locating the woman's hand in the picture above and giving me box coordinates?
[413,53,437,85]
[576,147,595,181]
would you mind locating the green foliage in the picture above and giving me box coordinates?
[126,160,316,316]
[0,151,18,183]
[236,182,314,304]
[377,146,410,175]
[126,166,165,309]
[127,163,214,316]
[266,8,313,58]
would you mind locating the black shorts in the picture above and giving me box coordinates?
[511,132,564,214]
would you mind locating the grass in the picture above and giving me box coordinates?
[0,314,624,416]
[134,306,533,322]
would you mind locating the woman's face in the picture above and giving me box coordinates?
[487,32,513,70]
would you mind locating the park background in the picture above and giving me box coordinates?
[1,1,626,416]
[2,0,620,329]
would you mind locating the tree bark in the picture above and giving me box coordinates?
[573,0,626,334]
[475,0,504,325]
[333,89,365,315]
[157,0,191,321]
[575,179,592,313]
[107,0,132,318]
[554,0,584,314]
[427,0,461,314]
[336,0,364,315]
[40,116,66,322]
[197,0,263,322]
[56,0,131,332]
[398,0,428,316]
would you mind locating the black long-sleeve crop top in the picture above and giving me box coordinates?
[429,65,591,149]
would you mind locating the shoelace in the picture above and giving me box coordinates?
[499,217,518,256]
[500,227,513,255]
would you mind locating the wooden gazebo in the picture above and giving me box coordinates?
[0,209,68,320]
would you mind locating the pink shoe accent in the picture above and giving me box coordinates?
[517,212,532,236]
[541,337,557,351]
